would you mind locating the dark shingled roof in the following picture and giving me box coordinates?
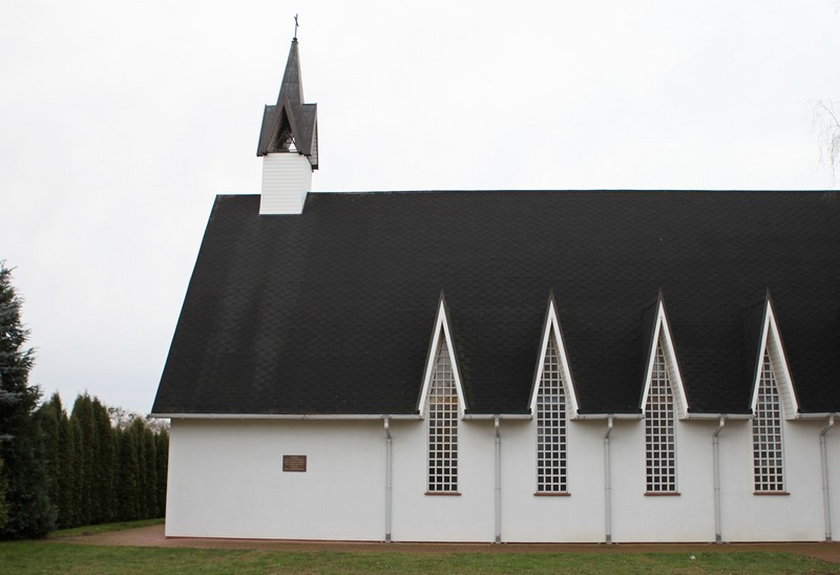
[152,190,840,416]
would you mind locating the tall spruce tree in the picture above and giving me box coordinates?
[0,264,54,538]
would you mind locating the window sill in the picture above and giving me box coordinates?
[754,491,790,496]
[644,491,681,496]
[425,491,461,496]
[534,492,571,497]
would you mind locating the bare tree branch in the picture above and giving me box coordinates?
[814,100,840,185]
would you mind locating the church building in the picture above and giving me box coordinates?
[152,37,840,543]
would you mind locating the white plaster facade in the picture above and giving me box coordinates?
[165,414,840,542]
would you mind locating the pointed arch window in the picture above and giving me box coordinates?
[753,351,785,493]
[427,336,459,494]
[645,342,677,493]
[536,332,567,493]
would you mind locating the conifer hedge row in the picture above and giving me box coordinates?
[36,393,168,530]
[1,263,167,539]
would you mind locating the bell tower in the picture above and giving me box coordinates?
[256,35,318,215]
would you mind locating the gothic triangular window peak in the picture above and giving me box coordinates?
[640,294,688,420]
[750,294,798,420]
[529,295,579,418]
[417,295,466,418]
[418,296,466,494]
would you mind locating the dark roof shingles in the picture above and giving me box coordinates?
[153,190,840,415]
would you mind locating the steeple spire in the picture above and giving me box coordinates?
[256,34,319,215]
[257,37,318,169]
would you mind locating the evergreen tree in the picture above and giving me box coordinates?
[55,400,74,528]
[92,398,115,523]
[34,395,60,522]
[29,387,169,529]
[0,458,7,530]
[141,425,157,519]
[0,264,55,538]
[69,415,83,527]
[116,424,140,521]
[155,428,168,517]
[130,419,148,519]
[70,394,97,526]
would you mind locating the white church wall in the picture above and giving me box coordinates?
[501,419,605,542]
[390,418,496,542]
[721,419,827,542]
[166,418,385,540]
[165,415,839,542]
[609,419,716,542]
[828,424,840,542]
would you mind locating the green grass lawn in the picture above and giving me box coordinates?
[1,542,838,575]
[48,517,165,538]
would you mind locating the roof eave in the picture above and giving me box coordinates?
[149,412,422,421]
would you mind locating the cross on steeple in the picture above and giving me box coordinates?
[293,14,299,40]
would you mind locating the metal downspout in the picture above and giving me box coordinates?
[494,417,502,544]
[384,417,392,543]
[712,416,726,543]
[821,415,835,542]
[604,416,614,544]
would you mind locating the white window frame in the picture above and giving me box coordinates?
[418,296,466,495]
[535,331,568,494]
[752,350,786,493]
[749,297,795,494]
[640,296,686,494]
[644,341,678,493]
[426,333,460,494]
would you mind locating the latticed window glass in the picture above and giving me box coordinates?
[753,351,784,492]
[427,336,459,493]
[645,342,677,492]
[536,332,567,493]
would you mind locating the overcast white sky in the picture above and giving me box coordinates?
[2,1,839,414]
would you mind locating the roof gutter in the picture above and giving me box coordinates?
[795,412,840,420]
[684,413,752,421]
[463,413,532,421]
[574,413,642,421]
[149,413,423,420]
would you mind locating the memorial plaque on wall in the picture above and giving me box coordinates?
[283,455,307,472]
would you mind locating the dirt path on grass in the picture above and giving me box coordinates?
[50,524,840,564]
